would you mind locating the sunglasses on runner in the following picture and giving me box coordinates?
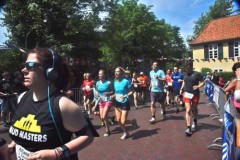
[25,62,42,71]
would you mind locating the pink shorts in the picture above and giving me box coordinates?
[182,94,200,104]
[99,101,113,108]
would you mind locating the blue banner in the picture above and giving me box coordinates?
[222,100,236,160]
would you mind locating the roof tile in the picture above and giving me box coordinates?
[191,14,240,45]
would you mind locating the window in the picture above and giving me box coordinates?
[234,41,240,57]
[214,69,223,72]
[209,44,218,58]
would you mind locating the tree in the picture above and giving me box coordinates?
[193,0,234,37]
[101,0,186,70]
[2,0,116,58]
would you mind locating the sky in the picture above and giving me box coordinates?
[138,0,215,40]
[0,0,236,45]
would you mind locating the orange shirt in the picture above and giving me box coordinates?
[138,75,149,87]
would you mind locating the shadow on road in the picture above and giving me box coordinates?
[130,128,161,140]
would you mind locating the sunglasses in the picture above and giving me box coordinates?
[25,62,42,71]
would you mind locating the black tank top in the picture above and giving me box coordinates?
[9,90,78,159]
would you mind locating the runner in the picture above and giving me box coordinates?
[0,72,17,127]
[82,73,94,114]
[149,61,166,124]
[96,69,113,137]
[165,69,173,106]
[131,71,141,109]
[8,48,95,160]
[180,62,205,136]
[138,71,149,105]
[111,67,133,140]
[171,67,184,113]
[91,84,102,124]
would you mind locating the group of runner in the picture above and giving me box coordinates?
[80,60,204,139]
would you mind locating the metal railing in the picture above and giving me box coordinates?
[72,88,83,106]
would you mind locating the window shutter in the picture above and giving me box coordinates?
[229,42,234,58]
[204,45,209,59]
[218,43,223,59]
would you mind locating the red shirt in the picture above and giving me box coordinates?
[82,80,94,96]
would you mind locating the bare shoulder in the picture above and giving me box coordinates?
[58,96,85,132]
[59,96,81,113]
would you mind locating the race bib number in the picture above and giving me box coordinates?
[152,80,159,87]
[184,92,194,99]
[100,95,108,102]
[85,85,91,91]
[16,144,32,160]
[167,82,172,86]
[134,83,138,87]
[116,94,123,101]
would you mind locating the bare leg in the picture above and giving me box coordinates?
[185,102,192,127]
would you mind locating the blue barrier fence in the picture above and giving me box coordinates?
[205,80,240,160]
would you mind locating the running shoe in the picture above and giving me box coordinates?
[120,132,129,140]
[149,117,156,124]
[185,128,192,136]
[103,131,111,137]
[192,121,197,130]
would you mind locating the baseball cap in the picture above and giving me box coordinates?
[140,72,144,75]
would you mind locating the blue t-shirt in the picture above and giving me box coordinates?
[96,80,111,102]
[149,70,165,92]
[114,78,131,103]
[171,72,183,90]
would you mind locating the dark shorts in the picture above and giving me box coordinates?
[133,87,141,93]
[150,92,166,103]
[139,87,148,93]
[115,100,130,111]
[85,95,94,101]
[167,86,173,92]
[1,96,17,113]
[173,89,181,97]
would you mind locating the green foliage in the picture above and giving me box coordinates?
[2,0,186,74]
[200,67,212,75]
[101,0,186,68]
[2,0,109,58]
[0,49,25,75]
[200,67,234,83]
[193,0,234,37]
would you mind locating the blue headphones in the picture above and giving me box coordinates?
[46,49,59,80]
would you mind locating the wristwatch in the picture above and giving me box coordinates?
[56,145,71,159]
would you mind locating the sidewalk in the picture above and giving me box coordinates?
[0,93,222,160]
[79,94,222,160]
